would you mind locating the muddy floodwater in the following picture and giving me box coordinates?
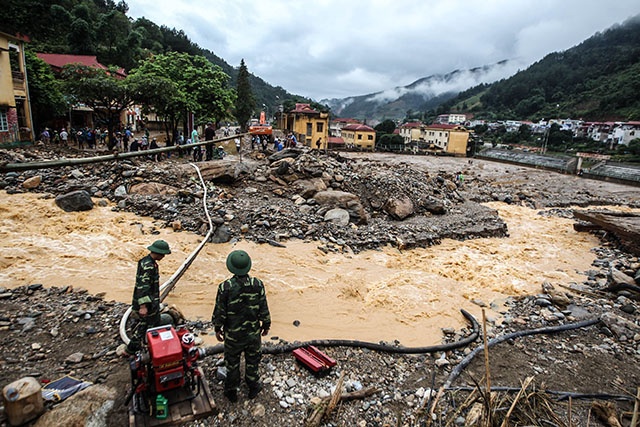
[0,190,609,347]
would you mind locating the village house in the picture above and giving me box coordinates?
[329,117,360,138]
[341,123,376,150]
[399,122,423,146]
[424,123,470,156]
[277,103,329,149]
[435,113,466,124]
[0,31,34,144]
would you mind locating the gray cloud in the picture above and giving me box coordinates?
[126,0,640,100]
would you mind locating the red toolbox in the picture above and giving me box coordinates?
[292,346,337,374]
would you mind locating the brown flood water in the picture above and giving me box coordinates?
[0,190,617,347]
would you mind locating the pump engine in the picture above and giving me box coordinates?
[127,324,206,417]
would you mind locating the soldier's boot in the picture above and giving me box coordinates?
[224,388,238,403]
[248,382,262,399]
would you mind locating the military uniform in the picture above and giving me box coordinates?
[126,240,172,354]
[213,251,271,401]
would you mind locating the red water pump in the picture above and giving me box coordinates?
[127,324,206,416]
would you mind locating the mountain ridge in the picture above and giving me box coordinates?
[320,59,524,121]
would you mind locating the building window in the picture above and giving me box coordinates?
[358,134,362,140]
[367,134,373,140]
[306,123,312,136]
[316,122,323,133]
[0,110,8,132]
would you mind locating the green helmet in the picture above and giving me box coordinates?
[226,250,251,275]
[148,240,171,255]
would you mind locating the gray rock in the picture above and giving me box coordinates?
[55,190,94,212]
[114,185,127,198]
[324,208,350,226]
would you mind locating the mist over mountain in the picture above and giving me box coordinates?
[321,59,524,121]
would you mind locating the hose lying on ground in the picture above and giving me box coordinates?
[119,162,214,345]
[424,317,603,417]
[204,309,480,356]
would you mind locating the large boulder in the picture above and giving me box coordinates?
[383,196,415,220]
[55,190,94,212]
[294,178,327,199]
[313,190,368,224]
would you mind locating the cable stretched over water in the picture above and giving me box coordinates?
[204,309,480,356]
[119,162,214,345]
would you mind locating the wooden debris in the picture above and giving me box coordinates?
[573,210,640,255]
[592,401,623,427]
[305,373,380,427]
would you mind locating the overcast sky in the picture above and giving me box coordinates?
[125,0,640,101]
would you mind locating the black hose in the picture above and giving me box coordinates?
[440,317,602,392]
[204,309,479,356]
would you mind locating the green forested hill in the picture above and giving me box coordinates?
[0,0,302,112]
[442,14,640,121]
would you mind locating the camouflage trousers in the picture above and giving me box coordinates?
[224,335,262,392]
[126,311,174,353]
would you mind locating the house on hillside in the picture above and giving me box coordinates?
[277,103,329,149]
[36,53,131,131]
[613,121,640,146]
[436,113,466,124]
[341,123,376,151]
[0,31,34,144]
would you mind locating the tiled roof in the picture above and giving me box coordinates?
[36,53,127,78]
[426,123,459,130]
[328,136,345,144]
[342,124,375,132]
[290,103,318,113]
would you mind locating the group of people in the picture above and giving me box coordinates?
[119,241,270,402]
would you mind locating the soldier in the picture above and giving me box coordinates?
[212,250,271,402]
[120,240,173,356]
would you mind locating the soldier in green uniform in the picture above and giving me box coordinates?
[213,250,271,402]
[124,239,173,355]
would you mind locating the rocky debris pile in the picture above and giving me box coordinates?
[1,147,509,253]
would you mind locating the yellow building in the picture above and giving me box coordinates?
[342,123,376,150]
[424,124,470,156]
[399,121,423,147]
[278,103,329,148]
[0,31,34,143]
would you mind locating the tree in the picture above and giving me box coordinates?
[235,59,255,132]
[374,119,396,135]
[129,52,234,140]
[61,64,133,147]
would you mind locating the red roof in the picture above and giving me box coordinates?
[400,122,422,128]
[427,124,459,130]
[328,136,345,144]
[332,118,360,124]
[36,53,127,78]
[342,124,375,132]
[290,103,318,114]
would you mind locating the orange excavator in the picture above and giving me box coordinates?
[249,110,272,138]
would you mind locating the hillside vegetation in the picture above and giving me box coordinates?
[442,14,640,122]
